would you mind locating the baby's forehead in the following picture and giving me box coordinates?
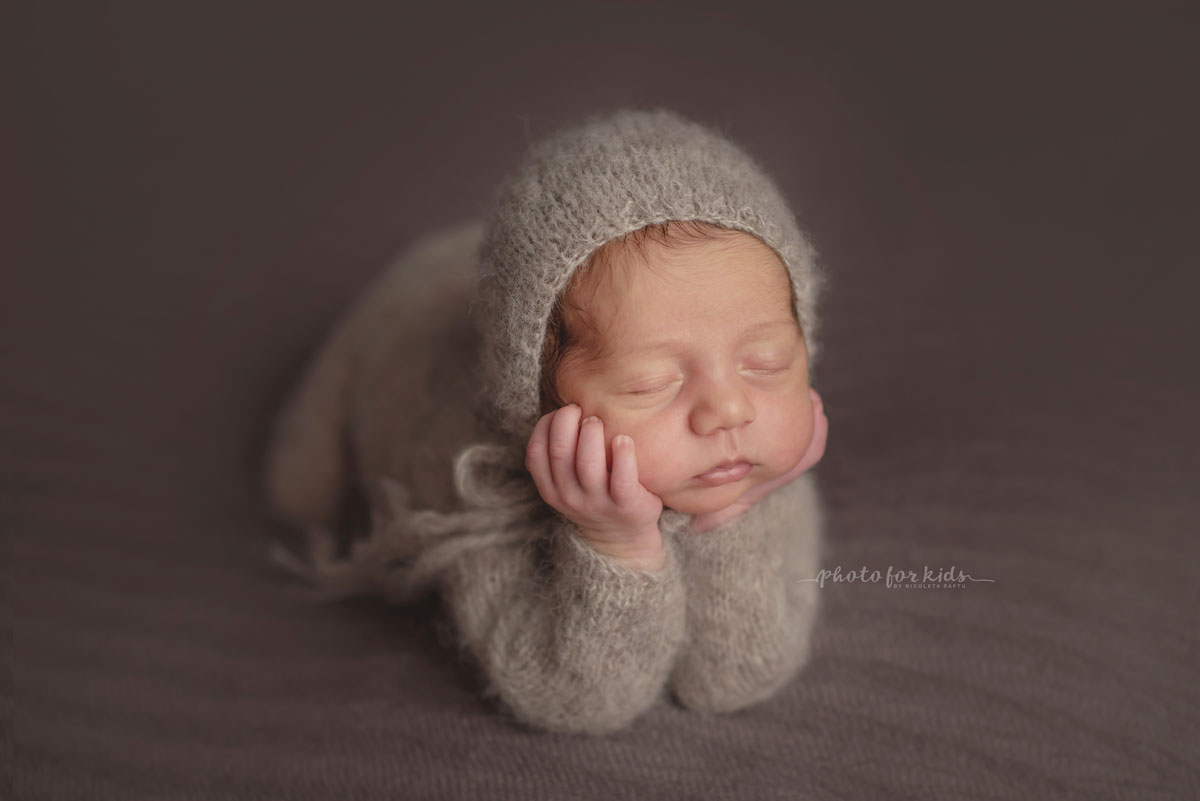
[557,222,798,355]
[581,291,799,366]
[576,235,793,310]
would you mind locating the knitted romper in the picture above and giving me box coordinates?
[263,109,827,736]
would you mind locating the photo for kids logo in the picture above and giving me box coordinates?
[798,565,995,590]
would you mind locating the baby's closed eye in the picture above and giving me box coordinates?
[621,367,790,399]
[743,364,791,376]
[624,377,683,396]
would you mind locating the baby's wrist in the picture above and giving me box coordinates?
[579,526,665,571]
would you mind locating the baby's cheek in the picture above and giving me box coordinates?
[615,425,674,493]
[631,438,674,494]
[761,397,813,474]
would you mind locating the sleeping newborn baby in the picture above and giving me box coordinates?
[263,108,830,736]
[530,219,827,570]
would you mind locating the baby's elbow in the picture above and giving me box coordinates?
[669,640,813,715]
[491,669,663,736]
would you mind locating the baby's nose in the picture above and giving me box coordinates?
[690,383,755,436]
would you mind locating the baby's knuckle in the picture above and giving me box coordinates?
[576,456,604,473]
[610,475,633,493]
[547,442,574,460]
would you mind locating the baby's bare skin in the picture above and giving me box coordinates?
[525,388,828,570]
[525,402,667,570]
[524,227,833,570]
[688,388,827,532]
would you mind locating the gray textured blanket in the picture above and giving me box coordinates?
[9,2,1198,798]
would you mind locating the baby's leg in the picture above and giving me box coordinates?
[262,329,354,531]
[265,219,484,539]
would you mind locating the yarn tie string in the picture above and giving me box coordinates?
[267,442,544,603]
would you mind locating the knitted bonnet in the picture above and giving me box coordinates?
[474,107,825,445]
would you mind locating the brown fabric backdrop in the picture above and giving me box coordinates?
[8,2,1199,798]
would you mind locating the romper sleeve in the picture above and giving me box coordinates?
[668,471,824,714]
[439,512,688,736]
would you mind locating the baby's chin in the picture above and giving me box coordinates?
[657,481,751,517]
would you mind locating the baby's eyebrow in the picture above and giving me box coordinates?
[623,319,796,356]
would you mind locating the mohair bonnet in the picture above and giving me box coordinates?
[474,107,825,446]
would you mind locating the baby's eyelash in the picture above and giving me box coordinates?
[624,369,787,395]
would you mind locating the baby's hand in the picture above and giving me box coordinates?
[690,388,828,533]
[525,404,665,570]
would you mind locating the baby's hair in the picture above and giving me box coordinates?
[537,220,800,417]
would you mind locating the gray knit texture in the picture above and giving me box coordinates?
[262,111,828,734]
[474,107,825,443]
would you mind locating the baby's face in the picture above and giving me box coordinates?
[554,229,815,517]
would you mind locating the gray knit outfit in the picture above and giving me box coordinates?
[263,108,826,735]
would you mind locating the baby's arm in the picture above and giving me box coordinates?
[439,405,687,735]
[668,473,823,714]
[440,514,686,736]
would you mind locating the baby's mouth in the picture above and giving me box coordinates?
[693,460,753,486]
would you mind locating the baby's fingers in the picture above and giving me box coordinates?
[576,416,608,497]
[525,410,560,504]
[547,404,583,496]
[811,388,828,442]
[609,434,641,505]
[796,389,828,473]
